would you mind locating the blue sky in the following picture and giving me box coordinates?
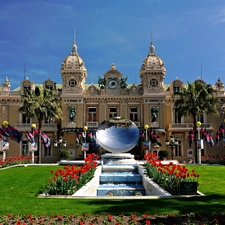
[1,0,225,90]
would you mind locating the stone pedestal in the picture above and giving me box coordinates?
[101,153,137,165]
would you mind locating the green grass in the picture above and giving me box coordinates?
[0,164,225,217]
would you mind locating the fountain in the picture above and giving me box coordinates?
[96,118,145,196]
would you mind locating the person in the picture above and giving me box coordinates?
[69,106,76,123]
[151,106,159,122]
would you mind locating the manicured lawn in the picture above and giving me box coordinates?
[0,164,225,217]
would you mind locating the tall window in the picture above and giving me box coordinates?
[22,140,29,156]
[24,86,31,91]
[109,107,117,118]
[44,143,52,157]
[174,140,182,157]
[22,114,31,124]
[174,108,182,123]
[197,113,205,123]
[130,107,138,121]
[45,85,53,90]
[88,107,97,122]
[173,86,180,93]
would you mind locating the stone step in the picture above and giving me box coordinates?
[97,184,145,196]
[100,172,142,184]
[102,164,138,172]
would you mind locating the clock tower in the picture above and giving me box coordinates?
[103,63,123,95]
[60,39,87,96]
[139,42,166,95]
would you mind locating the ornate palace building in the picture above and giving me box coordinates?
[0,39,225,163]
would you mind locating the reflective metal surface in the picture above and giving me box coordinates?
[96,119,139,153]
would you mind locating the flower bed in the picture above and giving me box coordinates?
[144,153,200,195]
[1,212,225,224]
[0,156,32,168]
[44,153,99,195]
[201,154,225,165]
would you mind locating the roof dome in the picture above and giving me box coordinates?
[61,41,86,71]
[141,42,165,70]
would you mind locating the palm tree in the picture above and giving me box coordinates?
[174,80,220,163]
[19,86,63,163]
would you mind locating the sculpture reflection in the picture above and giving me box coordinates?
[96,119,139,153]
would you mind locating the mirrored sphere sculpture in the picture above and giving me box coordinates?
[96,119,139,153]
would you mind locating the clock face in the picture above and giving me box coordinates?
[69,79,77,87]
[150,79,158,87]
[108,78,118,89]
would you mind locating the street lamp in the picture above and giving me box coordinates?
[166,135,179,160]
[30,123,37,164]
[196,121,203,164]
[54,136,67,160]
[144,124,149,141]
[83,126,88,159]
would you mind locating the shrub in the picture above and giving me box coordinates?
[60,149,70,159]
[158,150,170,160]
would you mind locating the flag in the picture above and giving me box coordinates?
[200,128,205,139]
[203,128,208,142]
[140,132,144,142]
[149,129,153,141]
[76,137,80,147]
[78,133,83,144]
[207,132,214,147]
[7,124,23,143]
[156,135,162,146]
[41,132,51,147]
[152,130,157,144]
[82,143,89,151]
[26,131,34,143]
[2,140,9,150]
[216,132,220,146]
[1,125,10,137]
[219,124,225,140]
[32,128,39,137]
[88,132,93,140]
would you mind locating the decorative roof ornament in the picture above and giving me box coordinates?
[150,42,155,55]
[149,31,155,55]
[111,63,116,70]
[215,77,224,90]
[2,77,11,91]
[71,29,78,55]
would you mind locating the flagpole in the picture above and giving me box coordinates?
[144,124,149,155]
[83,126,88,159]
[31,124,36,164]
[196,121,202,164]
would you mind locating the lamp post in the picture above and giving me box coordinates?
[144,125,149,141]
[166,135,178,160]
[83,126,88,159]
[30,123,37,164]
[196,121,203,164]
[54,136,67,161]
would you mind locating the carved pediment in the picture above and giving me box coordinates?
[88,84,97,95]
[103,63,122,79]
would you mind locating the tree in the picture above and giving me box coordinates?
[19,87,63,163]
[174,80,220,163]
